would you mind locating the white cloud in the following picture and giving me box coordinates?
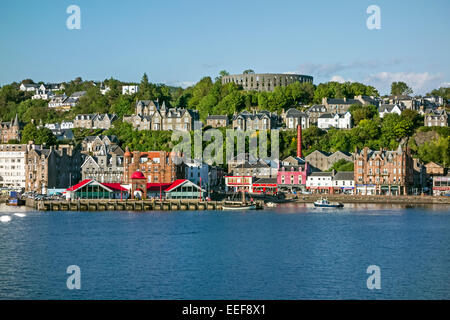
[330,75,354,83]
[439,82,450,88]
[167,81,196,88]
[364,72,443,95]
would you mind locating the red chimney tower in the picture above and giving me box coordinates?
[297,124,302,158]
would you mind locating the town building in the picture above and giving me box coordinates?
[432,174,450,196]
[424,109,449,127]
[281,108,310,129]
[277,156,310,192]
[48,91,86,111]
[74,113,117,129]
[81,143,124,183]
[354,145,414,195]
[206,115,229,128]
[305,150,354,171]
[379,104,404,118]
[306,105,327,125]
[332,171,355,194]
[383,95,420,111]
[317,112,352,129]
[252,178,278,194]
[224,176,253,193]
[123,100,199,131]
[81,135,120,155]
[122,85,139,95]
[19,83,39,92]
[0,114,21,143]
[221,73,313,92]
[424,161,445,178]
[123,148,185,184]
[230,159,277,178]
[306,171,334,194]
[184,160,220,189]
[232,110,279,130]
[354,95,381,107]
[322,97,362,113]
[0,144,27,190]
[25,144,82,194]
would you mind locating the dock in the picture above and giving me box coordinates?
[25,198,265,211]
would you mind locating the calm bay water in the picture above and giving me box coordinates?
[0,203,449,299]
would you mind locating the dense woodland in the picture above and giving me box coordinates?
[1,71,449,168]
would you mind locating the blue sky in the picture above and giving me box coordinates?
[0,0,449,94]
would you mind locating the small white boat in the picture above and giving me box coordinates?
[266,202,277,208]
[313,198,344,208]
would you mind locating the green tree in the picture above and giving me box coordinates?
[391,81,413,96]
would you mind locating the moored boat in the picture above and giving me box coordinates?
[222,202,256,210]
[313,198,343,208]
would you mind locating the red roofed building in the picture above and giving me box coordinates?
[65,179,129,200]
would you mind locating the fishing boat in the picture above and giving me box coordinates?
[313,198,343,208]
[222,202,256,210]
[222,187,256,211]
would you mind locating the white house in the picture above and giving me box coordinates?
[32,90,55,100]
[19,83,39,92]
[122,85,139,95]
[306,172,334,193]
[332,171,355,194]
[317,112,352,129]
[379,104,403,118]
[45,123,60,130]
[61,121,74,129]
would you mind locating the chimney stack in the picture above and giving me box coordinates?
[297,123,302,158]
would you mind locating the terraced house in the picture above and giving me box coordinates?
[124,100,199,131]
[424,109,448,127]
[74,113,117,129]
[232,110,279,130]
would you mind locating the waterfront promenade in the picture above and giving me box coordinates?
[22,195,449,211]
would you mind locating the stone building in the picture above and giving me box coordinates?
[232,110,279,130]
[123,148,185,184]
[74,113,117,129]
[322,97,362,113]
[305,150,354,171]
[353,146,414,195]
[25,144,82,194]
[424,161,445,177]
[221,73,313,92]
[81,135,120,155]
[81,145,124,183]
[0,144,27,190]
[281,108,310,129]
[123,100,199,131]
[0,114,21,143]
[206,115,229,128]
[424,109,448,127]
[306,105,327,125]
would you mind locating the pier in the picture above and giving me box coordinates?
[25,198,265,211]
